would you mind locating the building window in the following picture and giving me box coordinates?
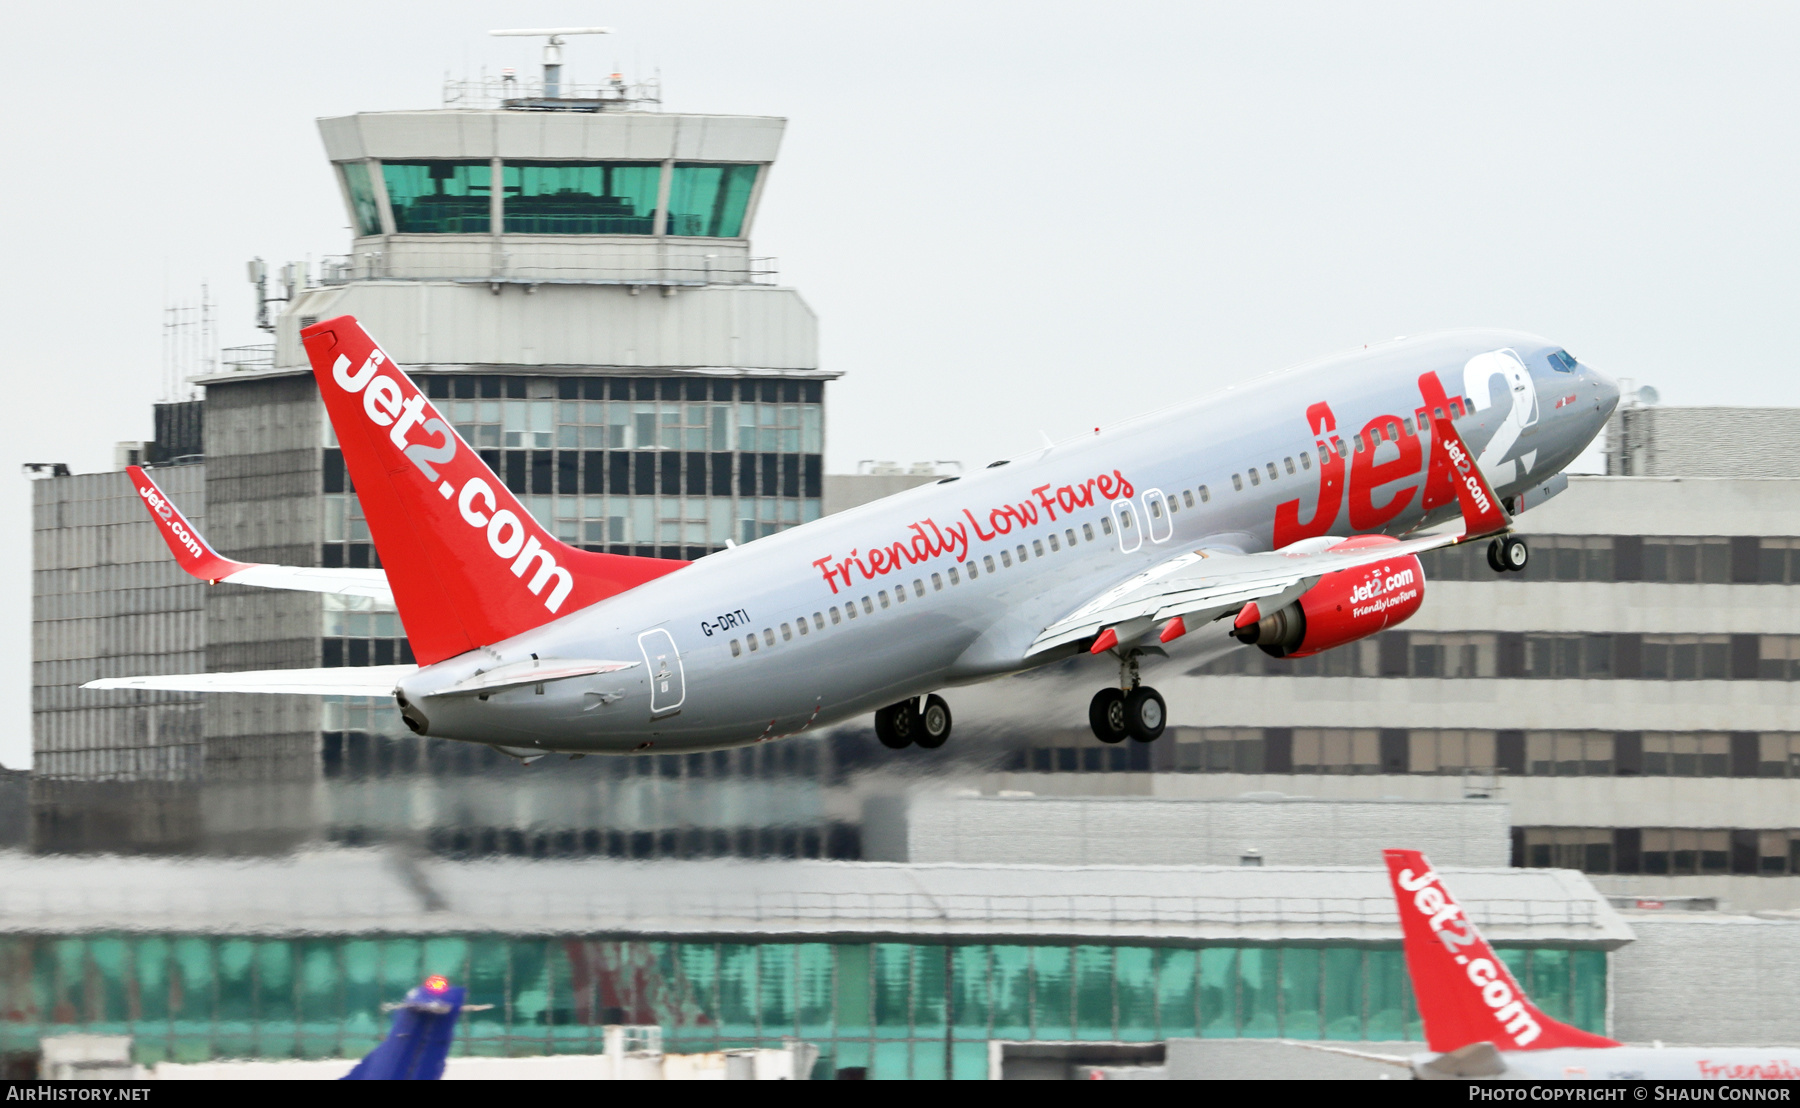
[340,162,383,236]
[667,164,759,237]
[505,162,661,234]
[380,161,493,233]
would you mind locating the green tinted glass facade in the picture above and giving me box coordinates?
[507,162,662,234]
[0,936,1606,1079]
[381,162,494,233]
[340,162,383,237]
[668,164,758,237]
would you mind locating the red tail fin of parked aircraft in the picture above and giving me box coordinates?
[1383,849,1619,1053]
[300,316,686,665]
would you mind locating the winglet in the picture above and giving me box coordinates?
[127,465,257,584]
[1384,849,1619,1053]
[1430,417,1511,539]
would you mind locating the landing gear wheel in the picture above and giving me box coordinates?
[1500,535,1529,572]
[916,695,952,749]
[1124,686,1166,743]
[1089,688,1128,744]
[1487,539,1508,574]
[874,700,920,749]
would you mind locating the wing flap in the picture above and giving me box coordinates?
[84,666,416,698]
[423,658,640,699]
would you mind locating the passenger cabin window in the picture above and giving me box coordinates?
[1232,474,1244,491]
[1248,470,1260,486]
[794,620,806,636]
[1182,491,1194,508]
[730,640,742,657]
[1198,486,1210,502]
[1266,463,1278,480]
[861,597,873,614]
[763,629,775,647]
[914,579,925,597]
[1387,421,1400,440]
[1083,524,1095,541]
[830,606,841,624]
[931,573,943,590]
[1402,417,1415,435]
[1048,534,1061,552]
[1066,528,1078,546]
[1100,518,1113,536]
[747,635,759,652]
[984,555,997,573]
[813,613,824,629]
[966,561,979,579]
[948,567,961,584]
[1284,457,1296,475]
[1149,499,1163,518]
[878,591,890,608]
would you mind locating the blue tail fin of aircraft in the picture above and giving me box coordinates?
[343,976,465,1080]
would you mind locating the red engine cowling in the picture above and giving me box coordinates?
[1232,535,1425,658]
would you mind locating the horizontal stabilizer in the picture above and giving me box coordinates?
[424,658,640,699]
[84,666,416,698]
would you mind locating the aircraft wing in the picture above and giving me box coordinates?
[84,666,416,697]
[1026,414,1511,658]
[127,465,394,605]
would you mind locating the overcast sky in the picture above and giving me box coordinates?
[2,2,1796,768]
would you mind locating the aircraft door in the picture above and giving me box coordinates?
[637,629,686,717]
[1141,488,1173,543]
[1111,499,1143,553]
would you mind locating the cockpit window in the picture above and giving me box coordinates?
[1548,349,1578,373]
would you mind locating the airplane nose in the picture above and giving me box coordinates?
[1587,364,1621,419]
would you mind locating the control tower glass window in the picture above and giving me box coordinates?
[668,164,759,237]
[339,162,383,237]
[381,162,494,233]
[505,162,660,234]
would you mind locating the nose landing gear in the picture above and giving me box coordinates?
[875,694,953,750]
[1089,649,1166,744]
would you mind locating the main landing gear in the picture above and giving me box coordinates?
[1089,650,1166,744]
[1487,535,1529,574]
[875,694,953,750]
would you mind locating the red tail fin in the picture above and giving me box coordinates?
[1384,849,1618,1053]
[300,316,685,665]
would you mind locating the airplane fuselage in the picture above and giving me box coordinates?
[397,330,1617,754]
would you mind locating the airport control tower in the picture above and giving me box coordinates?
[195,53,831,791]
[33,44,839,849]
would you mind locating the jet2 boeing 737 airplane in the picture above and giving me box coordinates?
[1321,849,1800,1080]
[91,317,1617,760]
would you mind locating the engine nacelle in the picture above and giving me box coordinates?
[1232,535,1426,658]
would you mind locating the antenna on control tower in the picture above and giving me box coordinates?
[489,27,612,98]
